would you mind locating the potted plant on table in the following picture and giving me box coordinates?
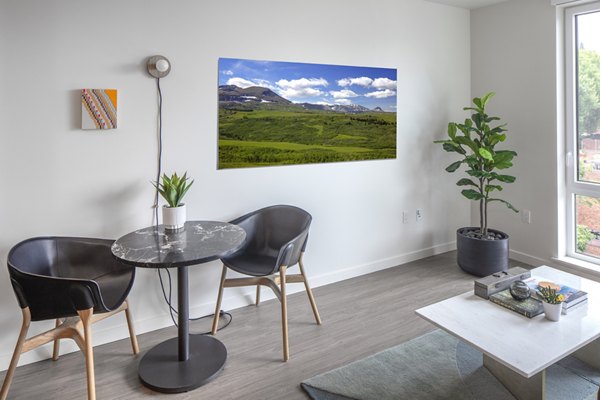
[434,92,518,277]
[153,172,194,231]
[537,284,565,321]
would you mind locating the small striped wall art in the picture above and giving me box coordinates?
[81,88,117,129]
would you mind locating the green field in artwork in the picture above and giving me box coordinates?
[218,108,397,169]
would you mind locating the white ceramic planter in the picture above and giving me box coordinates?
[542,301,562,321]
[162,204,186,231]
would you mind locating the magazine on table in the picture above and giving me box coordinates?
[523,277,587,304]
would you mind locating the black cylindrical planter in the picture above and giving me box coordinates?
[456,227,509,277]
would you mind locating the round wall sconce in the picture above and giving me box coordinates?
[147,55,171,78]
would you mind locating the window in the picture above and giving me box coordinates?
[566,3,600,262]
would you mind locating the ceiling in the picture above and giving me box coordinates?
[426,0,510,9]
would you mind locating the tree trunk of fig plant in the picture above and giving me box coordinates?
[479,178,486,236]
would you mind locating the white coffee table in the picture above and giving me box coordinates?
[416,265,600,400]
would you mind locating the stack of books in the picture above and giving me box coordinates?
[488,277,587,318]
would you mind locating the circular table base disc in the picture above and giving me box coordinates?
[138,334,227,393]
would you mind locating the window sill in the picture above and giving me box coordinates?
[552,256,600,281]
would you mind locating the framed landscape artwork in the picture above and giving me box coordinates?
[218,58,397,169]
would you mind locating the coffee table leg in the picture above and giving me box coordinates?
[483,355,545,400]
[573,338,600,370]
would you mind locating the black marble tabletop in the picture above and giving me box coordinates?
[111,221,246,268]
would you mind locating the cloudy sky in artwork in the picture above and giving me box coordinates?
[219,58,397,112]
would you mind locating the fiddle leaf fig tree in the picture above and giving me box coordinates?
[435,92,518,238]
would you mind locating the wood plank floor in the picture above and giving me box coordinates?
[0,252,529,399]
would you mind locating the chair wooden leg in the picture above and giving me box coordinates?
[123,300,139,355]
[256,285,261,305]
[0,308,31,400]
[52,318,61,360]
[211,264,228,335]
[280,266,289,362]
[78,308,96,400]
[298,257,322,325]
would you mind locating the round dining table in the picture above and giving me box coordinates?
[111,220,246,393]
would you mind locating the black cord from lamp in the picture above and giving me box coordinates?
[150,61,231,334]
[154,77,163,226]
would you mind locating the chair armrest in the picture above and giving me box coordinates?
[275,229,309,269]
[8,269,104,320]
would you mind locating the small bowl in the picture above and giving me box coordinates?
[509,280,530,301]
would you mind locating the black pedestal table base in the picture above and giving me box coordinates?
[112,222,246,394]
[138,334,227,393]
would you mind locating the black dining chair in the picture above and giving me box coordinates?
[1,236,140,400]
[211,205,322,361]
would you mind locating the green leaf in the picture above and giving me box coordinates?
[473,97,483,109]
[495,174,516,183]
[448,123,457,140]
[485,184,503,193]
[442,142,459,153]
[496,150,517,157]
[489,125,507,135]
[466,169,491,179]
[481,92,495,107]
[457,178,478,187]
[493,151,516,169]
[461,189,485,200]
[472,113,483,129]
[479,148,493,161]
[153,171,194,207]
[455,136,479,153]
[445,161,462,172]
[493,133,507,143]
[488,198,519,212]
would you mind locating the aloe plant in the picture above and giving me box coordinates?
[435,93,518,238]
[152,172,194,208]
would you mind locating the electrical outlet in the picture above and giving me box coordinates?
[416,209,423,222]
[402,211,409,224]
[521,209,531,224]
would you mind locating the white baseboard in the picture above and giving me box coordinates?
[509,249,552,268]
[0,240,456,371]
[510,249,600,283]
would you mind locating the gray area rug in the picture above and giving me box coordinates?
[301,330,600,400]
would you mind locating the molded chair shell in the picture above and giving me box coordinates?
[211,205,322,361]
[1,236,140,400]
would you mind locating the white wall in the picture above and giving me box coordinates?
[470,0,558,266]
[0,0,470,369]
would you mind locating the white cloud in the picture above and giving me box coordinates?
[227,77,258,88]
[226,77,275,90]
[222,70,234,76]
[329,89,358,99]
[315,101,333,105]
[372,77,397,90]
[276,77,328,89]
[274,77,328,99]
[365,89,396,99]
[333,98,353,105]
[337,77,373,87]
[253,79,277,90]
[279,87,325,99]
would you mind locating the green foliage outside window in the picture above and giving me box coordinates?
[576,224,594,253]
[578,49,600,136]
